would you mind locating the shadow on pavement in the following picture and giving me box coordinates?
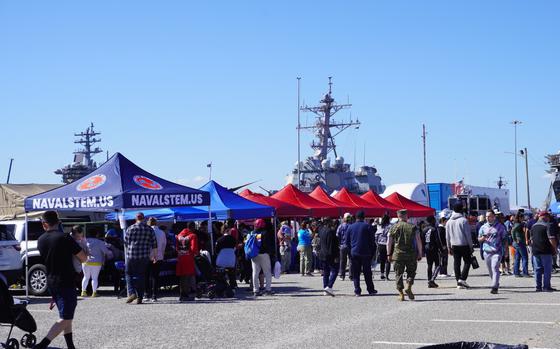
[414,297,508,303]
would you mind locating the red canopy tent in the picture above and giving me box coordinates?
[383,192,436,218]
[271,184,340,217]
[309,186,354,216]
[332,187,387,217]
[239,189,309,217]
[360,190,402,217]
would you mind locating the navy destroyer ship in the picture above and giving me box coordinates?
[287,78,385,194]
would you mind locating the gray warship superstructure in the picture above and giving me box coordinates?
[544,152,560,207]
[287,78,385,194]
[54,123,102,184]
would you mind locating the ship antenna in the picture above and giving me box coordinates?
[328,76,332,94]
[363,142,366,167]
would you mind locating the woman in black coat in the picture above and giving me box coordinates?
[319,219,340,296]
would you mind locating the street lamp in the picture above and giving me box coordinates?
[510,120,522,206]
[520,148,530,209]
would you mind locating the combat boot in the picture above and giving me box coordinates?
[397,290,405,301]
[405,283,415,300]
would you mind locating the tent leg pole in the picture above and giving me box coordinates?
[25,212,29,300]
[208,207,214,256]
[273,216,278,262]
[120,208,129,298]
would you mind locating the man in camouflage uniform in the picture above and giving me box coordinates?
[387,210,423,301]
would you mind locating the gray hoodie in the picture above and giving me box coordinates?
[445,212,472,249]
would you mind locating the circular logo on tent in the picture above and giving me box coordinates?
[133,175,163,190]
[76,174,106,192]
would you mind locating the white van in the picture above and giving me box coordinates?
[0,220,47,295]
[0,224,23,286]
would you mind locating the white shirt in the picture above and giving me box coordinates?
[152,227,167,261]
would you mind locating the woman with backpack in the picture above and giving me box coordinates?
[247,219,275,297]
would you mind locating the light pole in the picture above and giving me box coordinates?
[520,148,530,209]
[510,120,522,206]
[297,77,301,189]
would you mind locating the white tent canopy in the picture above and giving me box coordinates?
[382,183,430,207]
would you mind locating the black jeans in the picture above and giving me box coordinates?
[339,246,352,279]
[145,260,162,299]
[452,245,472,282]
[377,244,391,277]
[426,251,440,281]
[351,255,375,295]
[440,252,449,275]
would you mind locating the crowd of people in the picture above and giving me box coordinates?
[29,205,559,348]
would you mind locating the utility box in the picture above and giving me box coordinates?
[428,183,453,211]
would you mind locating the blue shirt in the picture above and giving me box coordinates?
[336,223,351,247]
[298,229,312,247]
[478,222,507,255]
[106,228,124,240]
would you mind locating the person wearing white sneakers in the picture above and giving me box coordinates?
[81,229,113,298]
[318,219,340,296]
[446,203,473,289]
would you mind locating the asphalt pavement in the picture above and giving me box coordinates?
[10,261,560,349]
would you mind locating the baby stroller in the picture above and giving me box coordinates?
[0,279,37,349]
[114,260,127,299]
[194,255,234,299]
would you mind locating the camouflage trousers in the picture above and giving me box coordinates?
[394,258,417,291]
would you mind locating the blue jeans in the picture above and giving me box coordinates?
[125,258,150,299]
[532,254,553,290]
[513,243,529,275]
[322,260,338,289]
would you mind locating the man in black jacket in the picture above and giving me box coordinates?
[423,215,442,288]
[319,219,340,296]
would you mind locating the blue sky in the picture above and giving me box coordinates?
[0,1,558,207]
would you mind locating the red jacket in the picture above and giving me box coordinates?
[176,229,199,276]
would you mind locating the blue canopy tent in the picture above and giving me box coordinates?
[191,180,275,220]
[105,207,216,221]
[22,152,210,298]
[24,152,209,212]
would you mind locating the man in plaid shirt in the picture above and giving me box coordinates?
[124,212,157,304]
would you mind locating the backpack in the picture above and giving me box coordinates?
[244,232,261,260]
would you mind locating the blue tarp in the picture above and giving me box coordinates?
[105,207,215,221]
[191,180,274,220]
[24,152,210,212]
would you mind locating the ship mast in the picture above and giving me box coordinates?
[300,77,359,161]
[54,123,103,183]
[544,152,560,209]
[74,122,102,168]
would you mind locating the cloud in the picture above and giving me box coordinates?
[175,176,207,187]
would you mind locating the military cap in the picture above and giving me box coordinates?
[397,209,408,215]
